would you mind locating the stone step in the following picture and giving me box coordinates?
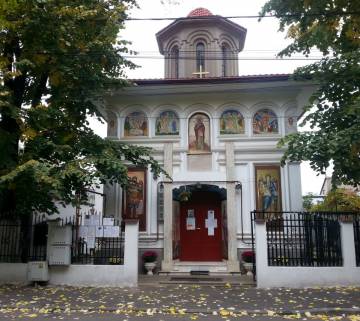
[163,261,230,274]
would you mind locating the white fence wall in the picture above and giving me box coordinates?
[256,221,360,288]
[0,220,139,287]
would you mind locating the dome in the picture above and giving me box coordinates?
[187,8,213,17]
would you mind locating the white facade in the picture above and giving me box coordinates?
[103,9,315,274]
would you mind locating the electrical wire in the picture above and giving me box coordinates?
[125,11,360,21]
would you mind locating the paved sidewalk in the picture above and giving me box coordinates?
[0,276,359,320]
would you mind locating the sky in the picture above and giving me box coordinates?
[91,0,330,195]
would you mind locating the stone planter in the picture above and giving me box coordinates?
[243,262,254,276]
[144,262,157,275]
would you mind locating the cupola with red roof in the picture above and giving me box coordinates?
[187,8,213,17]
[156,8,247,79]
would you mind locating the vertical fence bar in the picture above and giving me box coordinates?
[354,215,360,267]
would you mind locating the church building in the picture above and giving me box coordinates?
[104,8,314,274]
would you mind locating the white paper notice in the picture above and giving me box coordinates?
[186,217,196,230]
[87,226,96,238]
[78,226,88,238]
[95,226,104,237]
[91,215,101,226]
[103,218,115,226]
[103,226,120,237]
[84,216,91,226]
[87,237,95,249]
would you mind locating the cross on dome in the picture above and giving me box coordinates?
[187,8,213,17]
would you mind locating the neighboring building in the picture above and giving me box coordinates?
[320,176,359,196]
[103,8,315,274]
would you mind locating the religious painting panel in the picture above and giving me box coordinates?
[155,110,179,136]
[285,109,297,134]
[220,109,245,135]
[122,168,146,231]
[124,111,148,137]
[188,113,211,153]
[253,109,279,134]
[255,165,282,212]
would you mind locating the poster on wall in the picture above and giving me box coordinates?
[255,165,282,212]
[122,168,147,231]
[186,209,195,230]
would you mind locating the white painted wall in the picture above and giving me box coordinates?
[105,81,315,253]
[0,221,139,287]
[256,221,360,288]
[49,265,133,287]
[0,263,27,284]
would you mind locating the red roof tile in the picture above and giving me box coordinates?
[187,8,213,17]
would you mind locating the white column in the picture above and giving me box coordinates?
[341,221,357,268]
[124,220,139,286]
[161,143,173,271]
[288,162,303,211]
[255,221,268,288]
[226,142,240,272]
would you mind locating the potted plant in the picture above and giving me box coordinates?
[241,250,255,275]
[142,251,158,275]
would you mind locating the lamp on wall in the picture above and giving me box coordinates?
[159,182,164,192]
[235,182,242,191]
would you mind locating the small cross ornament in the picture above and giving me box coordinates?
[205,210,217,236]
[192,65,209,78]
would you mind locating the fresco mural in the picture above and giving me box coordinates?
[220,110,245,135]
[255,165,282,212]
[122,168,146,231]
[124,111,148,136]
[253,109,279,134]
[155,111,179,135]
[188,113,211,153]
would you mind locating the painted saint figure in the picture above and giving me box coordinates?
[126,176,144,218]
[258,175,278,211]
[155,111,179,135]
[194,116,205,150]
[220,110,244,135]
[188,113,210,153]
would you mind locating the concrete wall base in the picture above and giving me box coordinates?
[49,265,136,287]
[0,263,28,284]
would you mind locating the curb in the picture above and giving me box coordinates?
[1,305,359,316]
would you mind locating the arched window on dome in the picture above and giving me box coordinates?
[170,46,179,79]
[221,44,231,77]
[196,42,205,76]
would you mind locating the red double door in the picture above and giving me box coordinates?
[179,192,222,261]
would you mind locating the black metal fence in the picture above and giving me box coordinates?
[71,220,125,265]
[354,215,360,266]
[251,211,345,267]
[0,213,47,263]
[0,212,126,265]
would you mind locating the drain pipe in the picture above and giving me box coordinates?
[238,183,252,245]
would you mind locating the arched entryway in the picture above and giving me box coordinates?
[173,185,227,261]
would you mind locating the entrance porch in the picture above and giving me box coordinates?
[161,182,240,274]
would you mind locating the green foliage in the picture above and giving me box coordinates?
[302,192,316,211]
[0,0,166,216]
[261,0,360,186]
[311,189,360,212]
